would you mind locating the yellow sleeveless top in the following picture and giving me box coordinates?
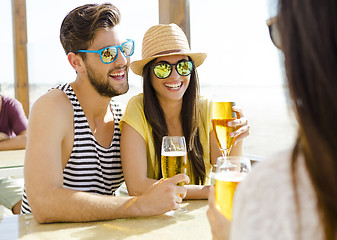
[120,93,213,184]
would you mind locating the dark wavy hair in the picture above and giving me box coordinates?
[142,57,206,184]
[60,3,120,58]
[278,0,337,239]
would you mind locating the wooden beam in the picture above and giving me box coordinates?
[159,0,190,46]
[12,0,29,117]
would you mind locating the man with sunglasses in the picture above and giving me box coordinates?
[21,3,189,223]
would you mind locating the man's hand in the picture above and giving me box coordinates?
[133,173,190,216]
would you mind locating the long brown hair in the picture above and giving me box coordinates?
[279,0,337,239]
[142,57,206,184]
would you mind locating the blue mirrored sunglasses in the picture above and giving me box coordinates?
[76,39,135,64]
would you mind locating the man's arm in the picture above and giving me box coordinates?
[0,96,28,151]
[0,132,9,142]
[25,90,189,223]
[0,130,27,150]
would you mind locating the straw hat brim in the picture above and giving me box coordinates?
[130,52,207,76]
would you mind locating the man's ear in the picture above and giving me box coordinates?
[67,52,85,73]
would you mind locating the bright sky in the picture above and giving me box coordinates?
[0,0,282,88]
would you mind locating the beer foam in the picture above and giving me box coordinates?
[162,151,187,157]
[215,172,247,182]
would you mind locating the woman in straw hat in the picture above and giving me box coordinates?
[120,24,250,199]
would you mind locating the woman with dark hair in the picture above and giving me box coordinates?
[208,0,337,239]
[120,24,250,199]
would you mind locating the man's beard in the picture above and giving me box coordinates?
[86,64,129,98]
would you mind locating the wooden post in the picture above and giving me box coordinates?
[159,0,190,46]
[12,0,29,117]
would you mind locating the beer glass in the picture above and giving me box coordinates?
[215,156,251,220]
[211,98,237,157]
[161,136,187,215]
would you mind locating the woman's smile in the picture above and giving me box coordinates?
[164,81,183,90]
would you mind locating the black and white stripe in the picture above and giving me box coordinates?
[21,83,124,214]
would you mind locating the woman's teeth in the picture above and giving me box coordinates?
[164,82,182,89]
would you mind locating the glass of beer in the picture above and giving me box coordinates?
[161,136,188,215]
[215,156,251,220]
[211,99,237,157]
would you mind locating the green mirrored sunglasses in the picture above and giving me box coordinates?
[152,60,194,79]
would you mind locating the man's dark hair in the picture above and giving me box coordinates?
[60,3,120,60]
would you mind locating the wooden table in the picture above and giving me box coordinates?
[0,200,211,240]
[0,150,25,177]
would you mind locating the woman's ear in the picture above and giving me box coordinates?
[67,52,85,73]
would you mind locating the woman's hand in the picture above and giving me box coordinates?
[229,106,250,146]
[207,186,230,240]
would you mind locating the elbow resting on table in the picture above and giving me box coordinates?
[26,189,63,223]
[29,200,55,224]
[33,212,52,224]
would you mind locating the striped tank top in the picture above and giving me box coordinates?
[21,83,124,214]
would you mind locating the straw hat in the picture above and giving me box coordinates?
[130,23,207,76]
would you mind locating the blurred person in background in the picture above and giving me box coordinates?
[0,94,27,150]
[207,0,337,239]
[0,93,28,214]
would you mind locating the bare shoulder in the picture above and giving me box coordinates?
[30,89,73,119]
[29,89,74,136]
